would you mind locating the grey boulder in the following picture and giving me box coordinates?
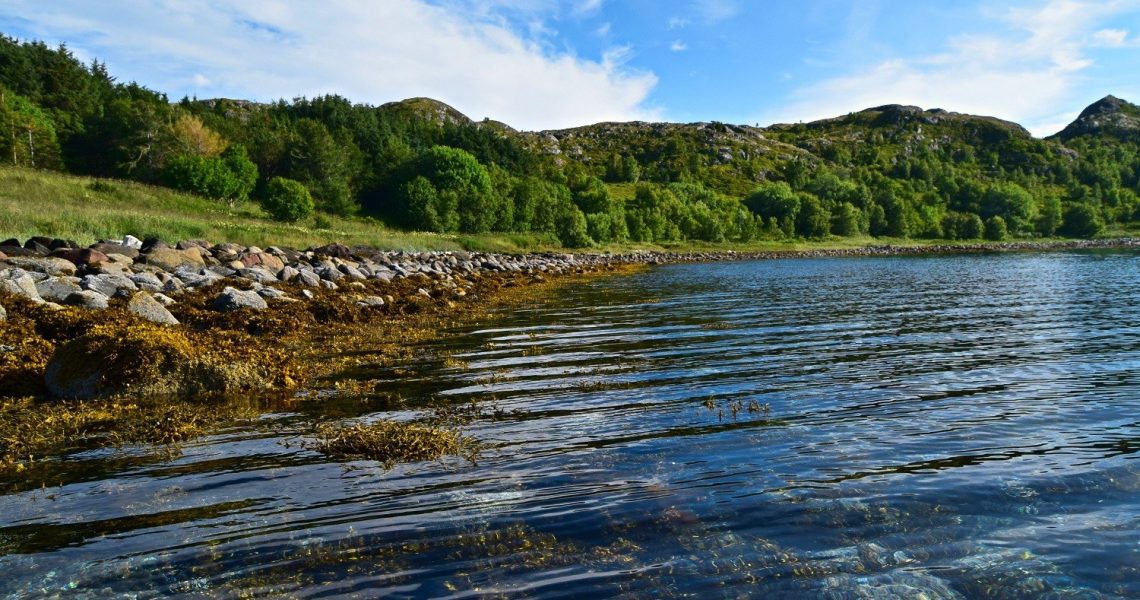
[127,291,179,325]
[212,286,268,311]
[64,290,110,309]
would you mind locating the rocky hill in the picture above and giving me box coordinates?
[1051,95,1140,142]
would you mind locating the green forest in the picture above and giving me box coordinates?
[3,35,1140,247]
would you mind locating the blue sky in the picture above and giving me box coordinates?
[2,0,1139,136]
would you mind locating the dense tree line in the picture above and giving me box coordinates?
[2,35,1139,246]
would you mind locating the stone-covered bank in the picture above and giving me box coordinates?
[2,234,1138,403]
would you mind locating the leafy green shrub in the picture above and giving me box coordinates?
[262,177,315,222]
[313,214,333,230]
[984,216,1008,241]
[1059,204,1105,238]
[161,145,258,206]
[554,205,592,247]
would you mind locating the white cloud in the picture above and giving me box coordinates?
[192,73,211,88]
[695,0,740,24]
[1092,28,1130,46]
[668,16,689,30]
[595,22,612,37]
[670,40,687,52]
[0,0,658,130]
[574,0,604,17]
[761,0,1140,137]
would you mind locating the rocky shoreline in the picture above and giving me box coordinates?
[2,235,1138,321]
[1,234,1138,403]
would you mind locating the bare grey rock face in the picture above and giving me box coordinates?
[1,270,45,303]
[127,291,179,325]
[35,277,82,302]
[212,286,269,311]
[64,289,110,309]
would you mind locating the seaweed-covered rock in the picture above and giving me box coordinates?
[45,324,195,399]
[127,291,180,326]
[212,286,269,311]
[0,302,5,321]
[44,323,279,400]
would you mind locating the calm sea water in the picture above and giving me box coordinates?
[2,251,1139,598]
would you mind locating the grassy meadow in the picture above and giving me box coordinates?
[0,166,1133,255]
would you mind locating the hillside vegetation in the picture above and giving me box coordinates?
[2,35,1139,248]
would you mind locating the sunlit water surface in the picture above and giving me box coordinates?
[2,251,1139,598]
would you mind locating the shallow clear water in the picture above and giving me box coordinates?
[2,251,1139,598]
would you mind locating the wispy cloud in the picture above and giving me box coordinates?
[0,0,660,130]
[1092,27,1132,47]
[667,16,689,30]
[670,40,687,52]
[761,0,1140,137]
[695,0,740,24]
[573,0,604,17]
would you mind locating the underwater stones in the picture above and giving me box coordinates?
[64,289,110,309]
[142,246,205,271]
[212,286,269,311]
[128,291,179,326]
[35,277,82,302]
[819,572,962,600]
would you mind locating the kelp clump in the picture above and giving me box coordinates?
[0,396,261,475]
[309,419,479,468]
[44,322,292,400]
